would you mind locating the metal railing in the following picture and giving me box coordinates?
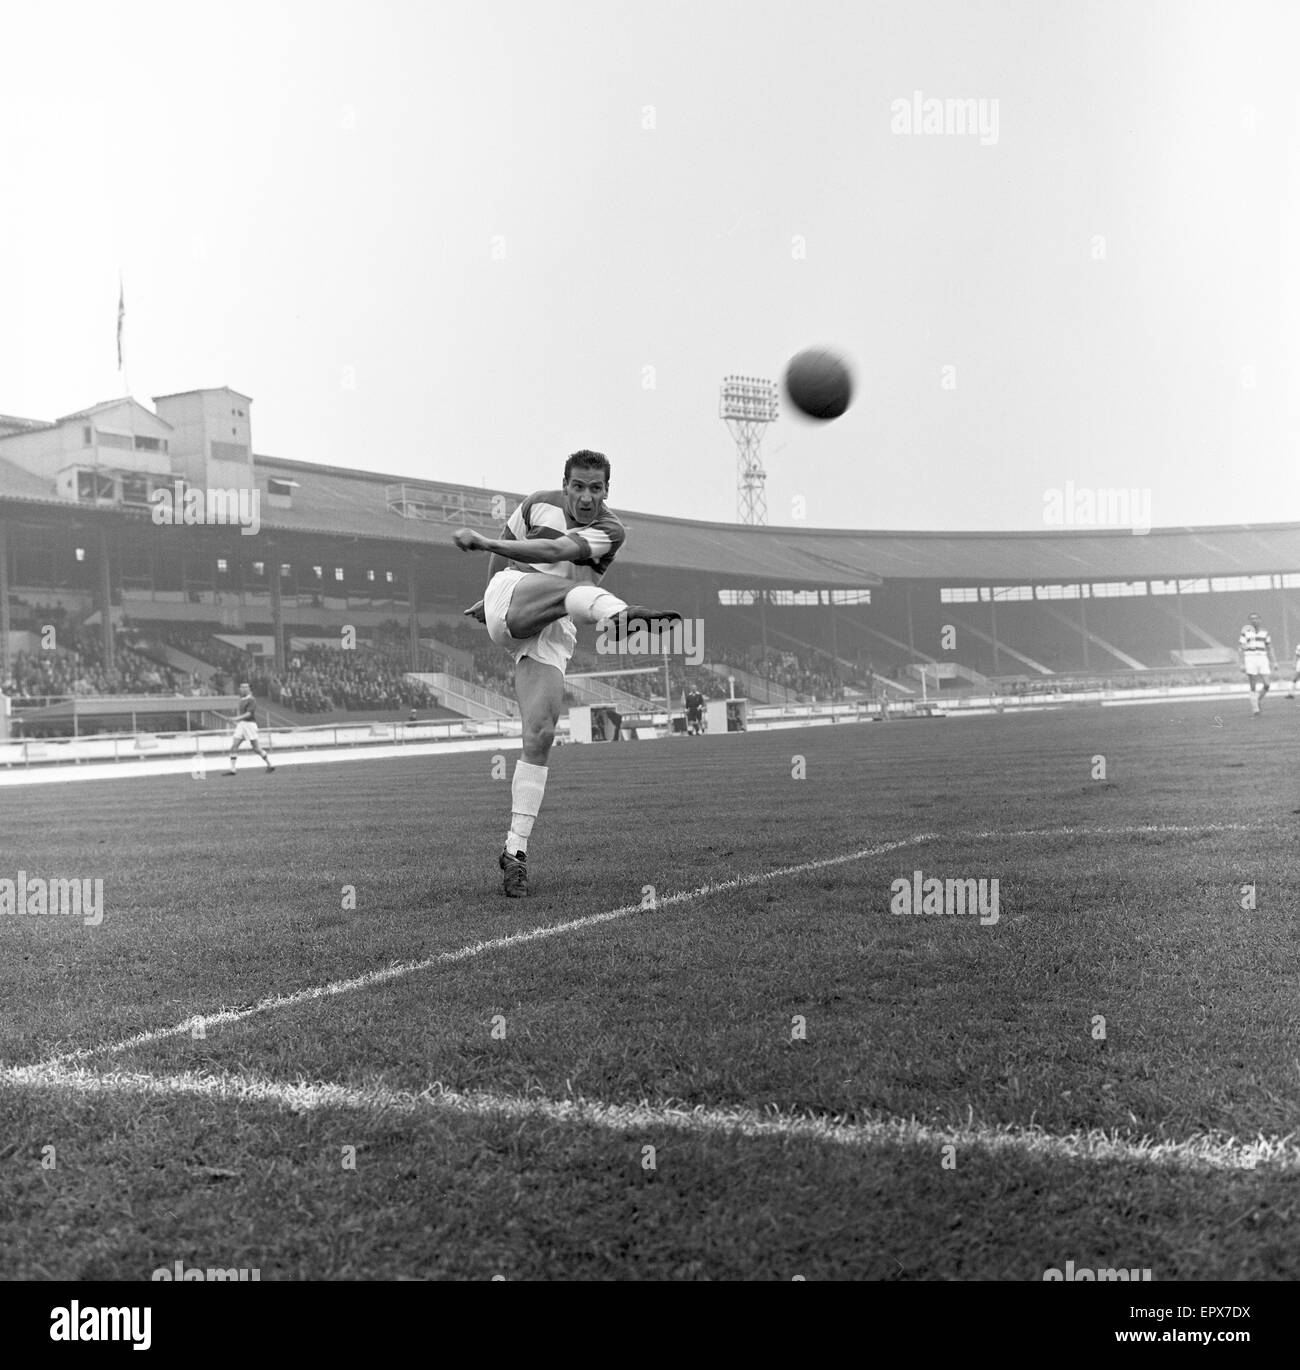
[0,716,521,770]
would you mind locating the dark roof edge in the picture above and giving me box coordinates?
[250,455,1300,543]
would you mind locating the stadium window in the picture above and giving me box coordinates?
[940,587,980,604]
[830,588,871,605]
[216,558,229,574]
[366,569,375,583]
[281,563,291,578]
[1034,584,1082,600]
[134,435,163,451]
[251,561,265,578]
[992,585,1033,602]
[1281,573,1300,589]
[312,566,323,580]
[77,470,114,500]
[82,426,91,445]
[334,567,344,582]
[1210,574,1273,594]
[1090,582,1147,598]
[121,474,149,505]
[385,570,394,584]
[75,547,86,562]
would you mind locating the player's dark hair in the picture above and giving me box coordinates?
[564,450,610,485]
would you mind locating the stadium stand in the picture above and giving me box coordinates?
[1,389,1297,733]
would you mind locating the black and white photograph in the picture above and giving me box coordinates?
[0,0,1296,1332]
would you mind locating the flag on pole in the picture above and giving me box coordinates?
[116,274,125,372]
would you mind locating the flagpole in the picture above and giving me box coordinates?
[116,270,128,397]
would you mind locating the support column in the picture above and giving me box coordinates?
[1276,578,1291,662]
[98,523,114,673]
[267,541,285,672]
[0,519,9,683]
[408,553,420,671]
[1079,592,1090,671]
[989,587,1001,675]
[828,590,838,671]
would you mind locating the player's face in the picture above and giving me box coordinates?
[564,467,607,524]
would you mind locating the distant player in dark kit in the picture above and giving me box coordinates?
[456,450,679,897]
[225,682,275,774]
[685,686,705,735]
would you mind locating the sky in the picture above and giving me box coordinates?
[0,0,1296,532]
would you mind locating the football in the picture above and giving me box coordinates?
[784,347,853,420]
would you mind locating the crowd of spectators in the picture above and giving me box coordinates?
[708,645,849,702]
[11,605,1248,719]
[152,628,438,715]
[430,619,519,696]
[5,623,191,701]
[264,645,436,714]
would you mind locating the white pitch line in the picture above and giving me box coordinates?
[2,1062,1293,1173]
[33,834,932,1070]
[24,822,1253,1073]
[963,823,1254,841]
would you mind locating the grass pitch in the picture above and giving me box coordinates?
[1,698,1297,1280]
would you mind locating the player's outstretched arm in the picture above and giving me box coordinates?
[453,528,586,564]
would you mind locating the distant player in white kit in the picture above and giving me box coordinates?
[1238,613,1277,715]
[1288,642,1300,700]
[225,682,275,774]
[455,450,679,897]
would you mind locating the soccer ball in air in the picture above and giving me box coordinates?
[784,347,854,420]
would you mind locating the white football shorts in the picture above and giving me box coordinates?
[484,568,577,675]
[232,721,260,746]
[1242,651,1270,677]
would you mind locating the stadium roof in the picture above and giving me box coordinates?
[247,456,1300,583]
[0,449,1297,584]
[0,455,62,501]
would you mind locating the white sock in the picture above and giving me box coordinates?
[507,760,548,854]
[563,585,627,625]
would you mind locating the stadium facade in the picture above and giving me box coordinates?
[1,388,1297,715]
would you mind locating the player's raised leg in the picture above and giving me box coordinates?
[502,572,680,642]
[502,573,579,640]
[499,655,567,897]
